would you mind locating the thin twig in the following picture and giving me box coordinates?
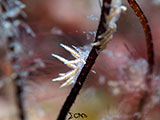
[14,75,25,120]
[127,0,154,120]
[57,0,112,120]
[128,0,154,74]
[8,36,26,120]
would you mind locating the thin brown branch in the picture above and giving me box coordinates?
[127,0,154,120]
[128,0,154,74]
[56,0,112,120]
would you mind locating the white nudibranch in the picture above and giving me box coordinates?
[52,43,90,88]
[92,0,127,53]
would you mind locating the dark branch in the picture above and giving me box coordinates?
[57,0,112,120]
[128,0,154,74]
[14,75,25,120]
[128,0,154,120]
